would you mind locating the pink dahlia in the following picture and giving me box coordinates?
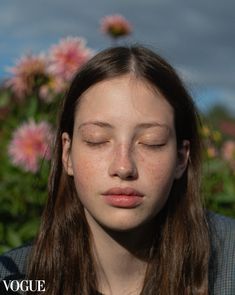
[100,14,132,39]
[221,140,235,171]
[6,54,48,100]
[8,120,53,173]
[221,140,235,161]
[48,37,93,81]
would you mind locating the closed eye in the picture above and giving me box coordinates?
[139,143,166,149]
[84,141,109,147]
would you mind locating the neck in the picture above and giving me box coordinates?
[86,214,157,295]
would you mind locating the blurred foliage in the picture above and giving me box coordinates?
[0,37,235,254]
[200,113,235,218]
[0,87,63,253]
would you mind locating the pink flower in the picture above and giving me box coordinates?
[221,140,235,171]
[100,14,132,39]
[48,37,93,81]
[221,140,235,161]
[6,54,48,100]
[8,120,53,173]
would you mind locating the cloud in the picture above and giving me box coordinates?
[0,0,235,112]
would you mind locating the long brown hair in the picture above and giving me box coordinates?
[27,46,210,294]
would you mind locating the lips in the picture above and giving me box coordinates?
[103,187,144,196]
[102,187,144,208]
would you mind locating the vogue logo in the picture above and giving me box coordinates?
[2,280,45,292]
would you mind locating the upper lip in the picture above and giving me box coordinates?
[102,187,144,196]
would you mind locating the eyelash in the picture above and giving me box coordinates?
[140,143,166,149]
[85,141,109,147]
[85,141,165,150]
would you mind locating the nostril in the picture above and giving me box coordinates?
[126,173,136,180]
[110,163,138,180]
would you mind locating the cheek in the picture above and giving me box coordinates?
[71,151,104,193]
[140,154,177,214]
[140,152,177,187]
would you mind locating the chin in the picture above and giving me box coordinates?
[100,215,152,233]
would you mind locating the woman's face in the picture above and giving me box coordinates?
[62,75,189,232]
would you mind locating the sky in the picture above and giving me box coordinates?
[1,0,235,113]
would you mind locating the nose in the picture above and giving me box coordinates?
[108,144,138,180]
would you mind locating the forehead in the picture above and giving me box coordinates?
[74,75,174,128]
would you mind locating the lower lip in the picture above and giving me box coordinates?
[102,195,143,208]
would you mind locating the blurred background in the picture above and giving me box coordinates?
[0,0,235,253]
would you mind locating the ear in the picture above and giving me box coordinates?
[62,132,74,176]
[175,140,190,179]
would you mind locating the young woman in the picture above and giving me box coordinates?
[0,46,235,295]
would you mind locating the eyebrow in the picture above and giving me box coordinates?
[78,121,170,131]
[78,121,114,130]
[136,122,170,131]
